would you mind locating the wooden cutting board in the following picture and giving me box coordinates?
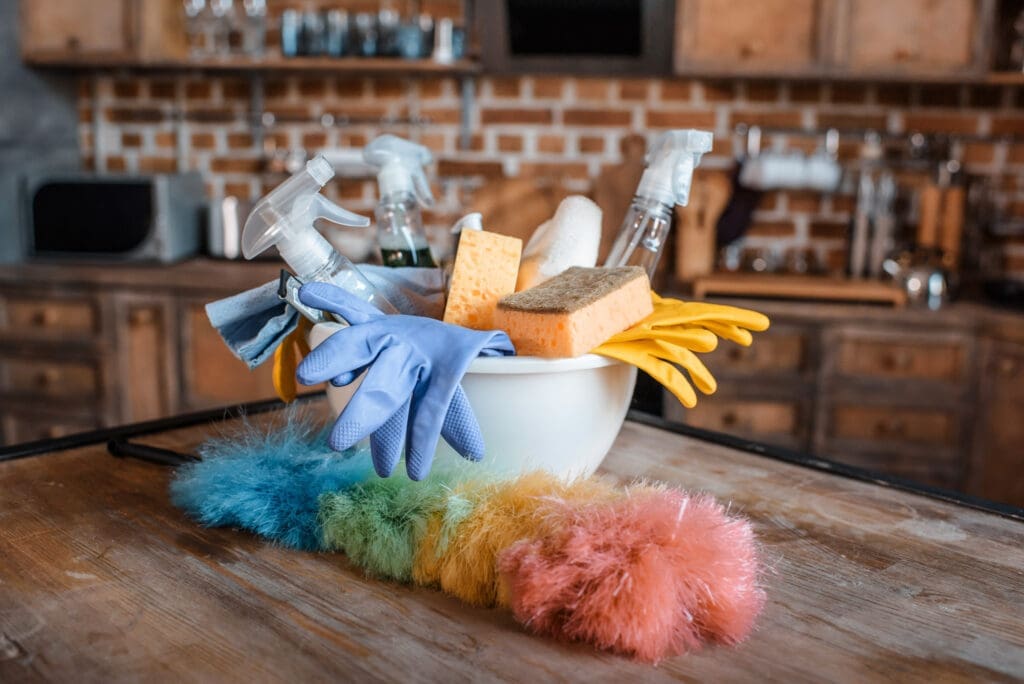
[471,177,568,245]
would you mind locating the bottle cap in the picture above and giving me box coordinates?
[363,134,435,207]
[636,129,714,207]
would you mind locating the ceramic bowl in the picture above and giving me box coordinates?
[310,322,637,480]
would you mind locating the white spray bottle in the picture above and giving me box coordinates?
[604,129,714,279]
[363,134,438,268]
[241,154,399,314]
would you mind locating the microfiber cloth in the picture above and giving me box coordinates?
[205,266,447,370]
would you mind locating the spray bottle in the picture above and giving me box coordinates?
[241,154,399,314]
[604,129,713,279]
[363,134,438,268]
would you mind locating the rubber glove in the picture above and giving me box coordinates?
[296,282,515,481]
[592,293,769,408]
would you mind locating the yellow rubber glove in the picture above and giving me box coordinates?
[592,292,770,408]
[272,317,313,403]
[595,338,716,408]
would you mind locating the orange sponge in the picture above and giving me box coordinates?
[444,230,523,330]
[494,266,653,358]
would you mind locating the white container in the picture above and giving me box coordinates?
[310,322,637,480]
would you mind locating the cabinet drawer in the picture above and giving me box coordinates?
[839,0,978,73]
[1,411,101,445]
[835,337,966,383]
[683,398,801,437]
[676,0,823,71]
[0,356,101,401]
[0,295,99,341]
[830,404,957,448]
[704,327,809,376]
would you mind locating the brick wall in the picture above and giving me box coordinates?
[77,74,1024,277]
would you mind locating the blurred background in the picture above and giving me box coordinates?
[1,0,1023,507]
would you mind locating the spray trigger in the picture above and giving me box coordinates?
[310,194,371,228]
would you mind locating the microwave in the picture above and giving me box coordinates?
[477,0,674,75]
[21,172,204,262]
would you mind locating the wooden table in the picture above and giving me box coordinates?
[1,403,1022,682]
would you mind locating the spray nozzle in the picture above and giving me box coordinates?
[241,154,370,280]
[363,134,435,207]
[637,129,714,208]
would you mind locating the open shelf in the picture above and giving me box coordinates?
[23,54,480,76]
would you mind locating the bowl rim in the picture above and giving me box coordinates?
[467,353,621,374]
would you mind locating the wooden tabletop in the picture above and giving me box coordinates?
[1,406,1022,682]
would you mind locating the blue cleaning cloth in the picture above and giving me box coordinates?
[205,266,447,370]
[205,280,298,370]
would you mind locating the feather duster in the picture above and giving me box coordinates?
[419,472,619,607]
[170,412,373,551]
[318,463,472,582]
[498,485,764,663]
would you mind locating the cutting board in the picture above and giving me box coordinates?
[471,177,568,245]
[674,171,731,282]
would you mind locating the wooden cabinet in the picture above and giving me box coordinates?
[675,0,827,74]
[20,0,188,64]
[673,0,996,78]
[0,261,284,446]
[179,298,277,411]
[967,339,1024,506]
[832,0,989,75]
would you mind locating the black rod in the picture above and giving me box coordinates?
[627,410,1024,524]
[0,392,323,463]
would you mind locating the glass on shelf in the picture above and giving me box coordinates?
[298,10,327,56]
[352,12,378,57]
[280,9,300,58]
[208,0,236,56]
[240,0,267,57]
[324,10,350,58]
[183,0,208,58]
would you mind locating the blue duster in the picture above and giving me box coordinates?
[170,412,373,550]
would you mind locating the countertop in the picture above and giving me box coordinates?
[4,258,1023,342]
[1,401,1021,682]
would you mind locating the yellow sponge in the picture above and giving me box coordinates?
[444,230,523,330]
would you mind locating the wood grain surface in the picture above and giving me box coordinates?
[1,407,1022,682]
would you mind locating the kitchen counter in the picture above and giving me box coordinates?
[1,400,1021,681]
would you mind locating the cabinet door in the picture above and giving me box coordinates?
[675,0,825,73]
[112,296,177,423]
[835,0,985,74]
[179,299,278,410]
[21,0,135,60]
[967,340,1024,507]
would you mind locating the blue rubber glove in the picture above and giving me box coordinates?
[296,282,515,480]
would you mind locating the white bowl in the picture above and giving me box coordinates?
[310,322,637,480]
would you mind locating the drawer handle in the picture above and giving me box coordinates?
[893,48,919,62]
[31,308,59,328]
[874,418,907,438]
[727,347,745,362]
[721,411,738,427]
[739,42,760,59]
[35,368,60,388]
[881,351,912,371]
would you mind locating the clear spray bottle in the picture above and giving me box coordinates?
[241,154,399,314]
[363,134,438,268]
[604,129,714,279]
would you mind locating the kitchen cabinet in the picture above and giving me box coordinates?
[832,0,990,76]
[0,261,286,445]
[674,0,827,74]
[967,338,1024,506]
[665,300,1023,506]
[20,0,187,64]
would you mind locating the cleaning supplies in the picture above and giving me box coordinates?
[444,213,523,330]
[494,266,654,358]
[364,134,438,267]
[516,195,602,291]
[296,282,515,480]
[604,129,713,278]
[241,154,399,314]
